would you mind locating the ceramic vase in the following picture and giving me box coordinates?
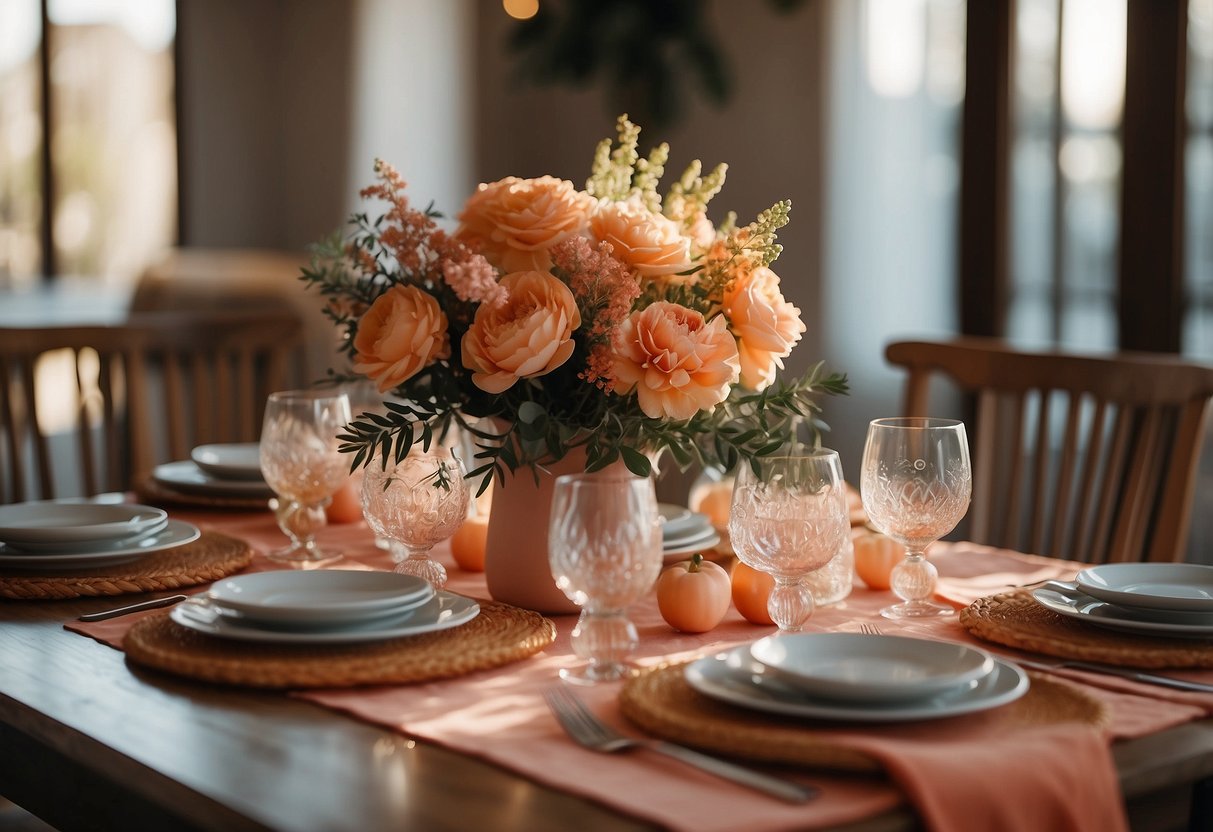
[483,449,588,614]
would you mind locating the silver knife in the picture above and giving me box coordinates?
[1016,658,1213,694]
[78,594,189,622]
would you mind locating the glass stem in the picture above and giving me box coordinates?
[890,550,939,606]
[391,543,447,589]
[570,608,637,680]
[767,576,815,632]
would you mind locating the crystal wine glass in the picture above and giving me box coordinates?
[360,446,470,589]
[727,449,850,632]
[259,389,352,563]
[548,473,663,684]
[860,417,972,619]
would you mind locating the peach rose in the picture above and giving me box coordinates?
[589,199,693,279]
[724,265,806,390]
[612,302,740,420]
[455,176,593,273]
[353,285,451,392]
[462,270,581,393]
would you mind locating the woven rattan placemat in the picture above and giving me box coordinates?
[123,599,556,688]
[961,592,1213,670]
[0,531,254,600]
[134,475,273,511]
[619,661,1106,774]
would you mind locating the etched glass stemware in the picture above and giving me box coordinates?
[360,447,470,589]
[548,473,663,684]
[727,449,850,632]
[259,390,352,563]
[860,417,972,619]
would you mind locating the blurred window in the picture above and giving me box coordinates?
[1185,0,1213,358]
[0,0,176,290]
[1007,0,1124,350]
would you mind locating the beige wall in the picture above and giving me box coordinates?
[177,0,354,249]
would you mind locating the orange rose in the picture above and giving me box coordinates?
[589,199,693,279]
[724,266,805,390]
[612,302,739,420]
[353,285,450,392]
[455,176,593,273]
[462,270,581,393]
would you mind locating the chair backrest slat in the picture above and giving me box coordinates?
[0,311,304,503]
[885,337,1213,563]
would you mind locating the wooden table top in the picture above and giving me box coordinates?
[2,589,1212,831]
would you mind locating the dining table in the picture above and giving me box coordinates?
[2,500,1213,832]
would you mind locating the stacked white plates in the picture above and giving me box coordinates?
[1032,563,1213,638]
[660,503,720,563]
[0,501,199,569]
[171,570,480,644]
[685,632,1026,722]
[151,443,275,499]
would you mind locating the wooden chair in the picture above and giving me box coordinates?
[0,310,304,503]
[885,337,1213,563]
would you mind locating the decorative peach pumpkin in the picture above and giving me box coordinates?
[852,529,903,590]
[450,515,488,572]
[656,553,731,633]
[730,560,775,625]
[325,476,365,524]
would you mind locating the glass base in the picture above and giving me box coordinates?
[265,544,343,567]
[558,661,642,686]
[880,599,955,619]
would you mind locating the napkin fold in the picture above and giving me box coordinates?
[837,720,1126,832]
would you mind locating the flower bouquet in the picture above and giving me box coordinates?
[303,115,846,490]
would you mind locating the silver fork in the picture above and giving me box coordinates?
[542,686,817,803]
[859,622,883,635]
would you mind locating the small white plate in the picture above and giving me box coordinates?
[661,507,710,539]
[191,443,266,482]
[0,502,168,545]
[0,520,201,570]
[171,591,479,644]
[3,517,170,554]
[152,460,276,498]
[662,531,722,564]
[663,523,718,549]
[685,645,1029,722]
[749,633,995,703]
[659,503,693,526]
[1032,585,1213,638]
[208,570,435,625]
[1075,563,1213,612]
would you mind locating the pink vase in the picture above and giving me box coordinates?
[483,450,587,614]
[483,445,645,614]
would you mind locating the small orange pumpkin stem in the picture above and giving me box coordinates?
[688,553,703,572]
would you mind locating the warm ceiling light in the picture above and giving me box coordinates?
[503,0,539,21]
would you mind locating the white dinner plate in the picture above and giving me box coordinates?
[3,517,170,554]
[662,531,722,564]
[152,460,276,498]
[191,443,266,482]
[663,523,718,549]
[171,591,479,644]
[661,507,710,539]
[685,645,1029,722]
[0,520,201,570]
[0,501,168,545]
[1031,585,1213,638]
[208,570,435,625]
[659,503,693,527]
[1074,563,1213,612]
[749,633,995,703]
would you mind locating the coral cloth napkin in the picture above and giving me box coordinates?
[67,514,1213,832]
